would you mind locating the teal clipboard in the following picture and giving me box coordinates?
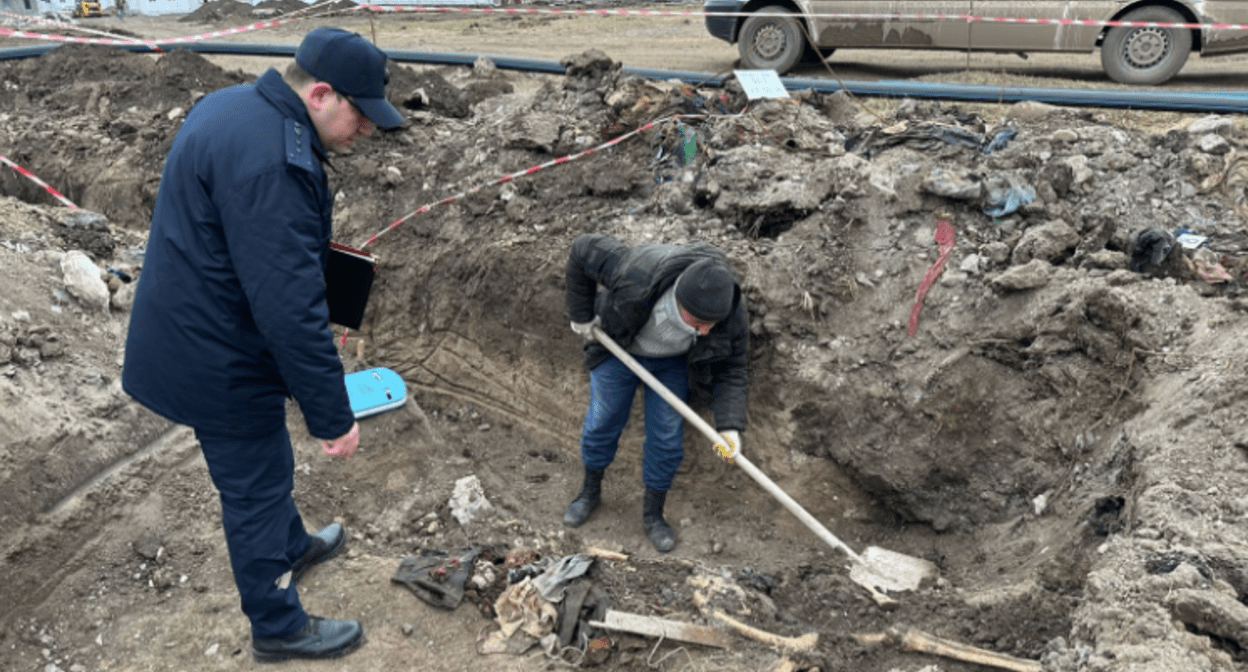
[346,367,407,418]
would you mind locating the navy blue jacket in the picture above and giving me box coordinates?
[123,69,355,440]
[566,233,749,432]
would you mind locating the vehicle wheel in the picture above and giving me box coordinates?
[1100,6,1191,85]
[738,6,808,74]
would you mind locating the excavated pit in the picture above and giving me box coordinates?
[4,23,1248,672]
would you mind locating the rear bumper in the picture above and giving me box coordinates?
[703,0,745,44]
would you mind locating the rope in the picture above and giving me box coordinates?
[907,215,955,338]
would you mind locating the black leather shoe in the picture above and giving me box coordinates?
[291,523,346,584]
[252,616,363,663]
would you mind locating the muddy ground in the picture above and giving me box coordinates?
[5,4,1248,672]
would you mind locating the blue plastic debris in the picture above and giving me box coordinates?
[1173,227,1209,250]
[983,175,1035,217]
[982,126,1017,154]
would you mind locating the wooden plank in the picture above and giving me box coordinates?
[589,610,734,649]
[583,546,629,562]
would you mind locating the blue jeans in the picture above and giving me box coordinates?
[580,353,688,492]
[196,425,312,638]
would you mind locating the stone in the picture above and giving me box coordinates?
[61,251,110,313]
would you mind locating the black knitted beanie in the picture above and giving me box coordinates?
[675,259,735,322]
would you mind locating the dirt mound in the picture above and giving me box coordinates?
[6,44,248,110]
[179,0,254,23]
[179,0,351,23]
[5,23,1248,672]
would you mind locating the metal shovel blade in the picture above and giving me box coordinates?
[850,546,938,594]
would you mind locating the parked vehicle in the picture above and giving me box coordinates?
[72,0,103,18]
[703,0,1248,85]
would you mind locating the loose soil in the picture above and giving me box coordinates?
[5,4,1248,672]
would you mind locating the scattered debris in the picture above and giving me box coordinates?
[853,626,1042,672]
[391,548,484,610]
[448,475,494,526]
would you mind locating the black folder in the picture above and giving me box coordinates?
[324,242,376,330]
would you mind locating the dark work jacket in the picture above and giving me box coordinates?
[565,233,749,432]
[122,69,354,440]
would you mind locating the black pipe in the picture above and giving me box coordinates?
[4,41,1248,112]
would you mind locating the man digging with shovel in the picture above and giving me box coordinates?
[563,233,749,552]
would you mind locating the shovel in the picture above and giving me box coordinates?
[591,325,936,608]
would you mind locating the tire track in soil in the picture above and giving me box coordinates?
[393,331,583,446]
[0,424,199,631]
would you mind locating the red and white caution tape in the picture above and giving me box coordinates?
[360,3,704,17]
[0,17,297,46]
[0,9,117,33]
[360,5,1248,32]
[0,9,356,47]
[1,154,78,209]
[332,110,730,345]
[0,9,166,50]
[6,4,1241,52]
[0,0,368,47]
[358,112,714,249]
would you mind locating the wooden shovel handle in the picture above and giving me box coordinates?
[590,326,865,565]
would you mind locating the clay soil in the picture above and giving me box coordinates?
[6,3,1248,672]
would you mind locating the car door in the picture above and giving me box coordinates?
[1199,0,1248,54]
[805,0,970,50]
[967,0,1110,52]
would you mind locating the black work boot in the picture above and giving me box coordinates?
[291,523,346,584]
[643,487,676,553]
[252,616,364,663]
[563,468,604,527]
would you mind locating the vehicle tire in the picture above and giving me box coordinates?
[738,6,808,74]
[1100,6,1191,85]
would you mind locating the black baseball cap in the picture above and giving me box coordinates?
[295,27,405,129]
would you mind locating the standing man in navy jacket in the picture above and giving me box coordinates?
[122,28,404,663]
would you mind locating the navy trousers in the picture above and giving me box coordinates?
[580,353,688,492]
[195,425,312,638]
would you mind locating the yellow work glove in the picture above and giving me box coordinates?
[714,430,740,463]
